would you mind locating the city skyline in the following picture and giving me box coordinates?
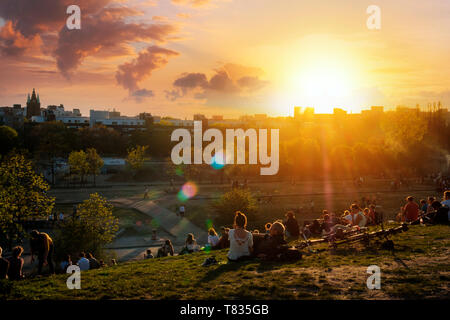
[1,1,450,118]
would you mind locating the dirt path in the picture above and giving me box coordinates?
[110,197,208,245]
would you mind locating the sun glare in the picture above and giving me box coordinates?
[292,63,355,114]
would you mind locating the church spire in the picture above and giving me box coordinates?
[27,93,30,103]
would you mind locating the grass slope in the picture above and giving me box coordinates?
[1,225,449,300]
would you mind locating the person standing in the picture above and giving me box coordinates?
[8,246,24,280]
[29,230,55,275]
[179,205,185,218]
[0,246,9,279]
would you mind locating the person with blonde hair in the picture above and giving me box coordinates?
[180,233,200,254]
[208,228,220,247]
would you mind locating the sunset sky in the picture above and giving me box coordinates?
[1,0,450,118]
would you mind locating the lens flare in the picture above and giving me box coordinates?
[151,219,160,228]
[175,166,184,176]
[211,151,225,170]
[177,181,198,202]
[206,219,213,230]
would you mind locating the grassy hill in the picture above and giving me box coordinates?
[1,224,449,300]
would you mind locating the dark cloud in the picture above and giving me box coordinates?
[167,64,267,102]
[0,0,179,80]
[116,45,179,94]
[55,7,178,75]
[173,72,208,93]
[131,88,154,103]
[0,0,110,37]
[0,21,41,56]
[237,76,268,91]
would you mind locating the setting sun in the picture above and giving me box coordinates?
[288,57,359,114]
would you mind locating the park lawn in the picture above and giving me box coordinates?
[1,224,449,300]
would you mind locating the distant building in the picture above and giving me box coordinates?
[89,109,145,131]
[26,88,41,119]
[0,105,25,128]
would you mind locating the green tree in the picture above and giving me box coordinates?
[0,126,18,155]
[0,153,55,249]
[68,150,89,185]
[212,188,258,228]
[86,148,104,186]
[126,145,148,177]
[381,110,427,149]
[29,122,74,185]
[54,193,119,261]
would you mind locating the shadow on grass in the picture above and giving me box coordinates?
[196,258,283,284]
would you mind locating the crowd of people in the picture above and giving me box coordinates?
[0,229,120,281]
[1,190,449,281]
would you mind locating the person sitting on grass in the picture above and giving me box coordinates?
[369,204,383,225]
[430,200,449,225]
[208,228,220,248]
[60,255,72,273]
[305,219,322,236]
[284,211,300,238]
[343,210,353,225]
[364,207,375,226]
[144,249,154,259]
[403,196,419,223]
[253,222,302,262]
[8,246,24,280]
[264,223,272,234]
[426,197,436,213]
[87,253,100,269]
[349,204,367,227]
[77,252,90,271]
[99,260,106,268]
[0,246,9,279]
[420,199,428,214]
[157,240,174,257]
[442,191,450,222]
[111,259,118,266]
[180,234,200,255]
[212,228,230,250]
[227,211,253,262]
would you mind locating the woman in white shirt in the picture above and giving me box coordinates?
[227,211,253,262]
[208,228,220,247]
